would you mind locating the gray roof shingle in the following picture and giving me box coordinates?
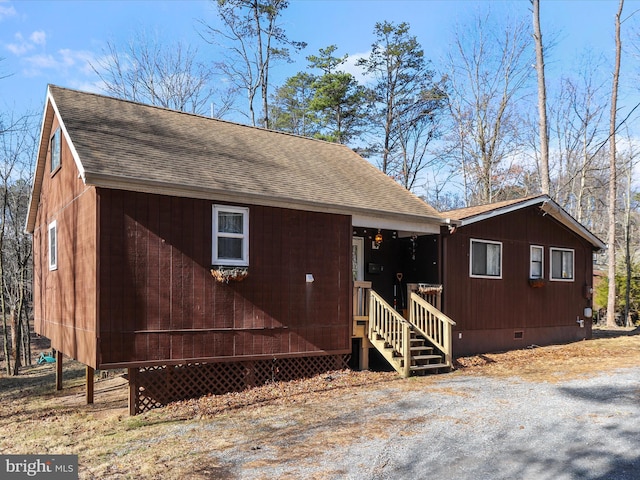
[48,86,442,224]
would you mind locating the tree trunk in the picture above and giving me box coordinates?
[606,0,624,327]
[22,301,31,366]
[624,162,632,327]
[532,0,550,195]
[10,309,21,375]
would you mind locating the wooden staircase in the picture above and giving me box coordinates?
[408,333,450,374]
[368,328,449,376]
[367,290,455,377]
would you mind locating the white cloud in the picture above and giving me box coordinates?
[6,32,32,55]
[6,30,47,56]
[21,48,97,78]
[29,30,46,46]
[342,51,370,85]
[0,2,17,22]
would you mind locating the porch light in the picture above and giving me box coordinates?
[375,229,383,246]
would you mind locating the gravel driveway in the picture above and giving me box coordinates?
[203,367,640,480]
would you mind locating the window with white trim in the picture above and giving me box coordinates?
[212,205,249,266]
[48,220,58,271]
[530,245,544,279]
[470,239,502,278]
[550,247,574,281]
[51,128,61,173]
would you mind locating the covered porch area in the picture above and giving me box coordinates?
[350,214,456,377]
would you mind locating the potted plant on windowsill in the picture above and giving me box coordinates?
[528,278,546,288]
[211,266,249,283]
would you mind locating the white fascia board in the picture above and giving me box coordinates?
[351,213,442,235]
[25,94,54,233]
[47,89,86,182]
[457,194,604,250]
[540,200,606,250]
[458,196,548,226]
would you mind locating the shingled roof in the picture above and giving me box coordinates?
[442,195,544,221]
[26,85,444,233]
[442,195,605,249]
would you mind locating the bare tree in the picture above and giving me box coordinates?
[445,11,534,205]
[531,0,550,195]
[0,111,37,375]
[201,0,305,127]
[620,138,638,326]
[607,0,624,327]
[545,58,609,230]
[92,31,232,116]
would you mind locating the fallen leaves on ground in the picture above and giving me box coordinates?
[168,369,399,418]
[453,326,640,382]
[169,327,640,418]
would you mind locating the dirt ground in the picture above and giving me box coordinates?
[1,326,639,479]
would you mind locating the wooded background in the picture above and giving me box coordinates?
[1,0,638,375]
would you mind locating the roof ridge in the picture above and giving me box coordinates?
[47,84,352,148]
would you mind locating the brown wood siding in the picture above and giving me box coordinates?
[32,116,98,367]
[442,205,595,356]
[97,189,351,367]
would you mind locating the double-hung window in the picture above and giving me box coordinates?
[48,220,58,271]
[470,239,502,278]
[550,247,574,281]
[530,245,544,279]
[212,205,249,266]
[51,128,61,173]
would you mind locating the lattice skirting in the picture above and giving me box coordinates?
[129,354,350,415]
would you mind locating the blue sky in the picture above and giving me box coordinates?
[0,0,636,120]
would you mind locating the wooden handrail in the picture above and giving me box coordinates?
[369,290,411,377]
[407,282,443,310]
[409,292,456,368]
[353,281,372,318]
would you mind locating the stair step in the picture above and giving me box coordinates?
[410,346,433,353]
[410,363,449,372]
[412,354,442,361]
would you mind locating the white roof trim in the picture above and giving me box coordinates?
[457,196,547,226]
[25,87,89,233]
[352,213,441,235]
[47,89,86,182]
[456,195,605,250]
[540,200,606,250]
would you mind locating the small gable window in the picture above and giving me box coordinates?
[48,220,58,271]
[470,239,502,279]
[550,247,574,281]
[212,205,249,266]
[51,128,61,173]
[530,245,544,279]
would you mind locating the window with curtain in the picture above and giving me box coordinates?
[470,239,502,278]
[550,247,574,281]
[212,205,249,266]
[530,245,544,279]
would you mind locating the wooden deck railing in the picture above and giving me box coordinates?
[407,283,442,310]
[353,281,372,321]
[408,292,456,368]
[369,290,411,377]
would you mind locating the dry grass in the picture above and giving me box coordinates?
[0,326,638,478]
[453,326,640,382]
